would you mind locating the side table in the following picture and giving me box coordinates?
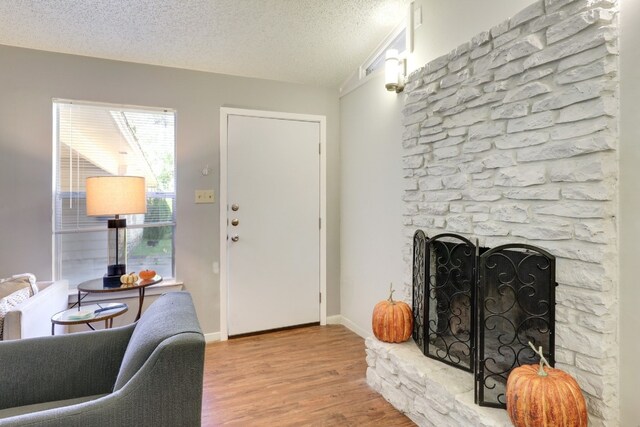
[77,275,162,321]
[51,303,128,334]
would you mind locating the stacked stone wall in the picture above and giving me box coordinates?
[393,0,620,425]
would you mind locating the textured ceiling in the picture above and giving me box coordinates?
[0,0,408,88]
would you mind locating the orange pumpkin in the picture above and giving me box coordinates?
[372,284,413,343]
[507,343,587,427]
[139,269,156,280]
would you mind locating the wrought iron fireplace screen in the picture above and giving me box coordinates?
[412,231,557,409]
[425,234,477,373]
[412,230,427,354]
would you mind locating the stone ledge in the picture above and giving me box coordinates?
[365,337,512,427]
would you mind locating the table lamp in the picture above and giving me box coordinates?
[86,176,146,287]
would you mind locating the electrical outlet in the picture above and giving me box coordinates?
[195,190,215,204]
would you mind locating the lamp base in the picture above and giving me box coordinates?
[103,274,122,288]
[107,263,126,276]
[104,262,126,288]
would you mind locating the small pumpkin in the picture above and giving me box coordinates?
[120,272,139,288]
[139,269,156,281]
[506,342,587,427]
[372,284,413,343]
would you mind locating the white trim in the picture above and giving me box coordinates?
[407,1,415,54]
[326,315,343,325]
[219,107,327,341]
[319,114,327,328]
[204,332,221,343]
[220,109,229,341]
[51,103,58,279]
[325,314,371,339]
[52,98,175,114]
[338,315,371,339]
[339,67,384,98]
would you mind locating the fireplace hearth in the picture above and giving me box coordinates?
[412,230,557,408]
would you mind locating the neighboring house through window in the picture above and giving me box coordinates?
[53,100,176,288]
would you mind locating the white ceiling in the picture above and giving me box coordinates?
[0,0,408,88]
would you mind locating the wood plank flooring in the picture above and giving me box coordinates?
[202,324,414,426]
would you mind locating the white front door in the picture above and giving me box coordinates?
[222,111,323,336]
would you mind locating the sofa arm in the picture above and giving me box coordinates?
[0,324,135,411]
[3,280,69,340]
[0,331,205,427]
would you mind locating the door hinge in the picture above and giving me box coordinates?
[319,292,322,303]
[319,143,321,155]
[319,217,321,229]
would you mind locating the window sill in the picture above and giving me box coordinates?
[67,279,185,304]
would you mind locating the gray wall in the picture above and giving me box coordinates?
[0,44,341,335]
[339,71,405,336]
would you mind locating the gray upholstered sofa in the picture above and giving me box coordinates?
[0,291,205,426]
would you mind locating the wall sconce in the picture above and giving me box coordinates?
[385,49,405,93]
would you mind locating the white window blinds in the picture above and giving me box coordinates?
[53,100,176,286]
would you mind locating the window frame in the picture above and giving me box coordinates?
[339,7,413,97]
[51,99,177,287]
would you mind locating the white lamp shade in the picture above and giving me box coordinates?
[385,49,400,91]
[86,176,147,216]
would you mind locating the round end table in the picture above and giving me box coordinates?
[76,275,162,321]
[51,303,128,335]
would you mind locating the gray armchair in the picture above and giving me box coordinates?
[0,291,205,426]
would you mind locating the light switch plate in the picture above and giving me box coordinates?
[195,190,215,204]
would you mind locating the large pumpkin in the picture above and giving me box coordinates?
[372,284,412,343]
[507,343,587,427]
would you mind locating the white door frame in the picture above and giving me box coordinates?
[219,107,327,341]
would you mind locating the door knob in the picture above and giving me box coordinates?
[231,218,239,226]
[231,235,239,242]
[231,204,239,211]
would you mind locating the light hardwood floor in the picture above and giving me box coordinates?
[202,324,414,426]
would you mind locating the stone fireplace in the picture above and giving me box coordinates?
[366,0,619,425]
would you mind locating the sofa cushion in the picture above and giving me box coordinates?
[0,274,37,300]
[0,287,34,340]
[0,393,107,420]
[113,292,202,390]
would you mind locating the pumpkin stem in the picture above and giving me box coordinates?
[388,283,395,303]
[528,341,551,377]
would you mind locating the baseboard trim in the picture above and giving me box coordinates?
[205,316,371,342]
[204,332,221,343]
[326,315,342,325]
[326,314,370,339]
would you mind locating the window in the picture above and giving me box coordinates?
[53,100,176,288]
[363,28,407,77]
[339,17,411,96]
